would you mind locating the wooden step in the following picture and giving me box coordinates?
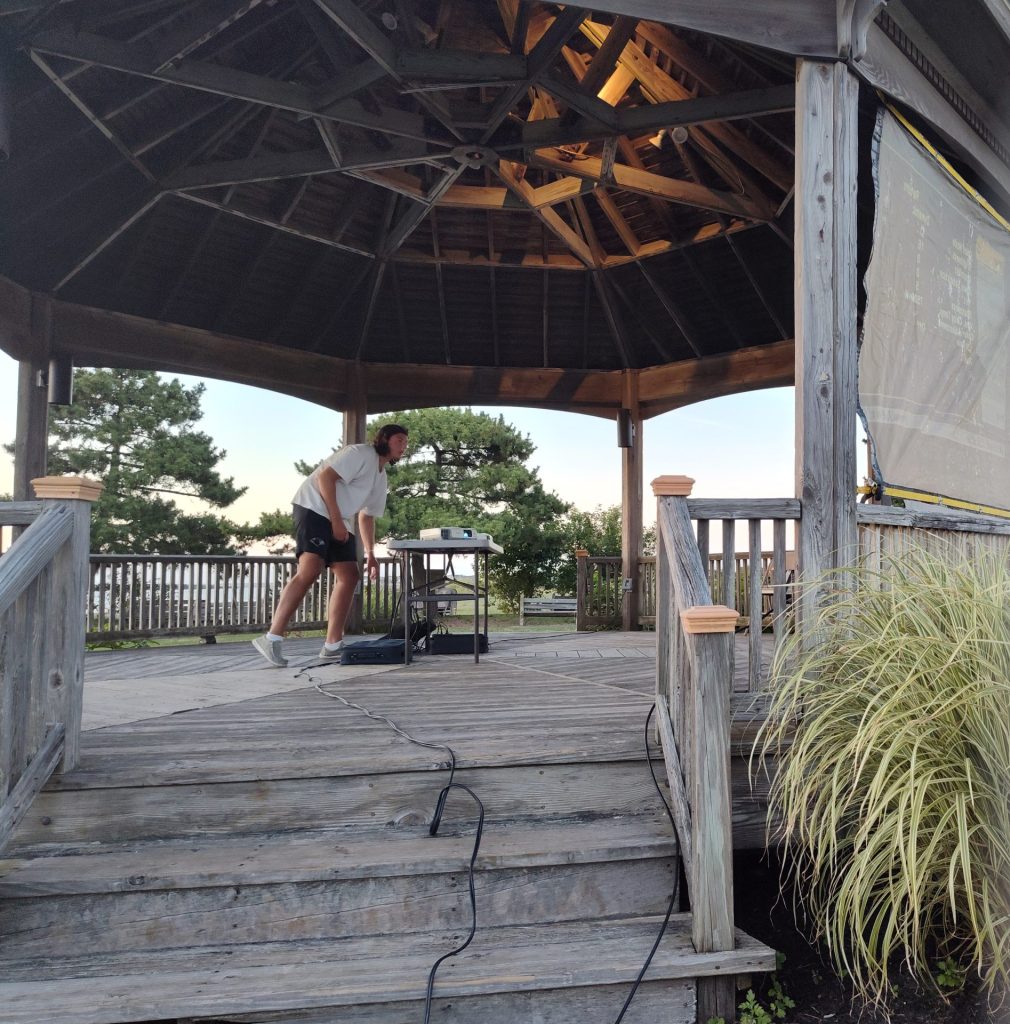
[10,760,672,849]
[0,914,777,1024]
[0,819,678,956]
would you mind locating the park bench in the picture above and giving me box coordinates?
[519,595,578,625]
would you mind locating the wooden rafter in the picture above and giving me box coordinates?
[637,261,703,358]
[595,188,640,256]
[530,150,774,220]
[591,270,632,368]
[495,160,594,267]
[27,26,448,144]
[579,19,792,192]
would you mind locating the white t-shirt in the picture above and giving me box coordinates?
[291,444,387,535]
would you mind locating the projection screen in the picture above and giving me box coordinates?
[859,110,1010,512]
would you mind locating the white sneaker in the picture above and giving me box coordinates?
[318,641,344,661]
[252,634,287,668]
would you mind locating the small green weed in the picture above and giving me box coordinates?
[704,1018,727,1024]
[738,989,772,1024]
[936,957,966,991]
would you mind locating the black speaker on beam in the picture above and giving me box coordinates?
[48,355,74,406]
[617,408,634,448]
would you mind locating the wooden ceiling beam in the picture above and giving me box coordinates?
[537,71,620,129]
[516,83,794,150]
[27,51,157,186]
[312,60,388,110]
[148,0,267,74]
[606,273,674,362]
[213,227,277,330]
[570,196,607,266]
[51,189,163,293]
[530,149,774,220]
[174,190,373,257]
[594,188,640,256]
[347,167,427,201]
[495,160,594,267]
[579,16,637,97]
[591,270,632,368]
[637,261,703,357]
[395,49,527,81]
[309,0,466,144]
[480,6,589,145]
[27,26,443,144]
[579,20,792,191]
[380,165,465,255]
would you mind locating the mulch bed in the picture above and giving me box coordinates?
[735,850,1002,1024]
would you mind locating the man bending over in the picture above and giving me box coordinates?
[252,423,409,667]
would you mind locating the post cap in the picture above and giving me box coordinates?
[32,476,104,502]
[651,475,694,497]
[574,548,589,557]
[680,605,739,634]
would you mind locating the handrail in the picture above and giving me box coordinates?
[653,475,737,1019]
[0,506,73,618]
[0,478,100,849]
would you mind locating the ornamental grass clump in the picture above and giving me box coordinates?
[754,544,1010,1008]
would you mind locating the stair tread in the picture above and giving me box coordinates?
[0,914,776,1024]
[0,816,676,896]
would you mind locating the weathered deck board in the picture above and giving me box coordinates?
[0,915,775,1024]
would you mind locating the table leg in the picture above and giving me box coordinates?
[473,548,480,663]
[402,551,410,665]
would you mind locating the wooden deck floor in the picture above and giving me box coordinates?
[81,630,766,731]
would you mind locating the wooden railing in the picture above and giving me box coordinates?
[85,555,401,642]
[652,475,738,1022]
[688,498,801,696]
[0,478,100,850]
[857,502,1010,562]
[575,553,623,629]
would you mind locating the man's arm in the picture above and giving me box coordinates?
[317,467,349,541]
[358,512,379,580]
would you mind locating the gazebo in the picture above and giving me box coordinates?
[2,2,1010,1022]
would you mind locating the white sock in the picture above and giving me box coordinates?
[266,632,284,642]
[324,640,343,652]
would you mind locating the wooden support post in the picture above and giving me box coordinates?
[620,371,642,631]
[30,476,103,772]
[13,361,48,503]
[794,60,859,633]
[342,379,367,634]
[575,549,588,632]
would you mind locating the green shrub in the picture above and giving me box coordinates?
[754,544,1010,1007]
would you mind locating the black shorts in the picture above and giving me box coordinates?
[292,505,358,566]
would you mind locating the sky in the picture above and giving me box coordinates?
[0,351,797,531]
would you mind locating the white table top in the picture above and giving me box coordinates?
[387,537,504,555]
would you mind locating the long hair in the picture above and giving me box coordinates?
[372,423,408,456]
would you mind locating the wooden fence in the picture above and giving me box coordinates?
[0,481,98,850]
[85,554,401,642]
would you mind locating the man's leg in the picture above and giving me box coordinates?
[325,561,360,644]
[269,552,325,636]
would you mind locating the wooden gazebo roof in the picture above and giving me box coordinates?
[2,2,801,414]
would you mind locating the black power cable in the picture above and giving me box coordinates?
[612,702,681,1022]
[303,663,680,1023]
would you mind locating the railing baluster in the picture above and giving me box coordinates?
[748,519,763,695]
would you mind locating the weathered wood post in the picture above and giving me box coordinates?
[343,388,367,634]
[794,59,859,633]
[13,361,48,504]
[574,549,588,632]
[30,476,103,772]
[620,371,643,631]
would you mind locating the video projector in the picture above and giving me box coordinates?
[419,526,494,542]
